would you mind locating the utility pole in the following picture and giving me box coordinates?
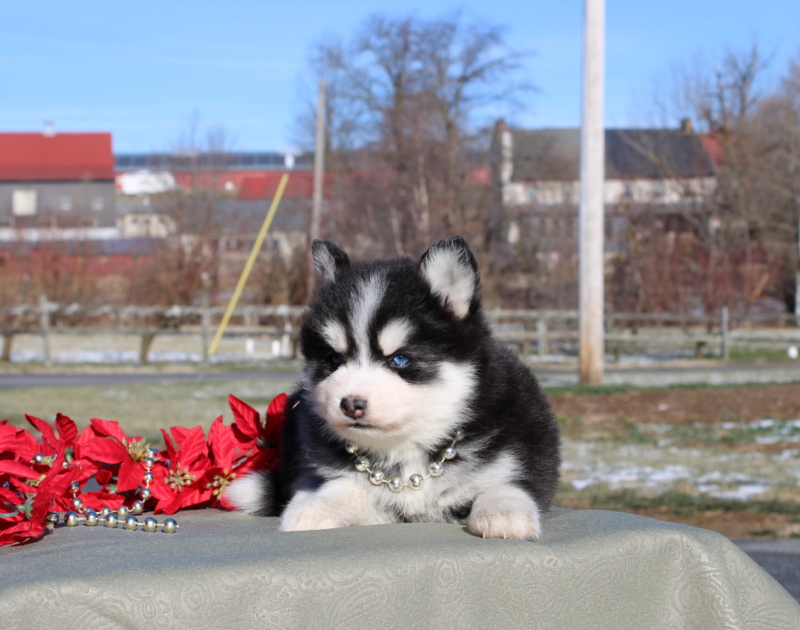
[308,78,326,298]
[578,0,605,385]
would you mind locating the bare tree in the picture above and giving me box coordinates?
[631,45,800,314]
[296,12,532,258]
[126,125,231,305]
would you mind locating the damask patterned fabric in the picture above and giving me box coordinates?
[1,508,799,629]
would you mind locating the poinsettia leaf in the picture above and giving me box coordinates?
[154,492,185,515]
[160,428,179,463]
[0,423,17,451]
[55,413,79,446]
[266,393,288,426]
[75,492,125,511]
[94,468,114,490]
[169,426,198,449]
[80,437,128,464]
[175,426,209,466]
[24,414,59,454]
[89,418,135,444]
[263,393,288,444]
[208,417,237,470]
[75,424,101,448]
[116,458,144,493]
[229,394,260,437]
[68,458,101,483]
[0,460,40,480]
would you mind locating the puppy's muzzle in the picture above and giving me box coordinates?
[340,396,367,420]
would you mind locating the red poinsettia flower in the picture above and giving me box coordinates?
[229,393,286,470]
[78,418,154,493]
[0,420,39,463]
[150,425,213,515]
[25,413,79,460]
[0,447,78,546]
[200,415,249,510]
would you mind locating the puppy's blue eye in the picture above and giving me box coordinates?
[329,352,345,366]
[391,354,410,367]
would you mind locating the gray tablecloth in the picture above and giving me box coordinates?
[1,508,799,629]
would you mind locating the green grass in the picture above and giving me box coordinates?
[728,347,798,363]
[1,376,297,445]
[559,488,800,517]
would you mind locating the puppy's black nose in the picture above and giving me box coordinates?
[340,396,367,419]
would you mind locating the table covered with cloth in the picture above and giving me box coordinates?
[1,507,799,629]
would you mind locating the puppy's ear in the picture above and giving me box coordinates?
[312,240,350,284]
[419,236,479,319]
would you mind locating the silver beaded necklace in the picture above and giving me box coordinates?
[344,428,465,492]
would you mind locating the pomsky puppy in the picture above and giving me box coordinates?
[225,236,561,539]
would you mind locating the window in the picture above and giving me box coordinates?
[59,196,72,211]
[91,197,104,212]
[526,185,536,202]
[12,190,37,216]
[653,182,664,199]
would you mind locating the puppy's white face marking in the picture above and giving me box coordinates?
[319,319,348,355]
[377,318,413,357]
[351,275,384,362]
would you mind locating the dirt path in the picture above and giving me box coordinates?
[549,383,800,427]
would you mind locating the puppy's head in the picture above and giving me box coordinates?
[300,237,483,453]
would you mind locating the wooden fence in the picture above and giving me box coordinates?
[2,298,799,365]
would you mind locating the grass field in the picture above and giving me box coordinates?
[1,376,297,444]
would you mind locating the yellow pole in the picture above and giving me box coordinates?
[208,173,290,357]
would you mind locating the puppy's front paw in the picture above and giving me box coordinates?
[466,486,541,540]
[278,480,393,532]
[280,499,347,532]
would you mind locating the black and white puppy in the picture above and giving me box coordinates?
[226,236,561,539]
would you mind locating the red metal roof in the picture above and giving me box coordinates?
[699,133,725,171]
[0,132,115,181]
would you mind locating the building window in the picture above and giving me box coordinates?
[12,190,37,216]
[526,184,536,202]
[91,197,104,212]
[623,183,633,199]
[563,183,573,204]
[59,196,73,211]
[653,182,664,199]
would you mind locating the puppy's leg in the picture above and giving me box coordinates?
[466,485,542,540]
[280,477,394,532]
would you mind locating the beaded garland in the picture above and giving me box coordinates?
[50,456,179,536]
[344,428,465,492]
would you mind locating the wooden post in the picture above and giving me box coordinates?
[537,318,548,357]
[201,289,211,367]
[578,0,606,385]
[39,294,51,367]
[140,332,156,364]
[307,78,326,299]
[1,333,13,362]
[720,306,729,361]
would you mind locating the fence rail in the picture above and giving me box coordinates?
[2,299,799,365]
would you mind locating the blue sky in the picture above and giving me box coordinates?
[1,1,798,153]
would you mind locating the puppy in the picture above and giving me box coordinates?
[226,236,561,539]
